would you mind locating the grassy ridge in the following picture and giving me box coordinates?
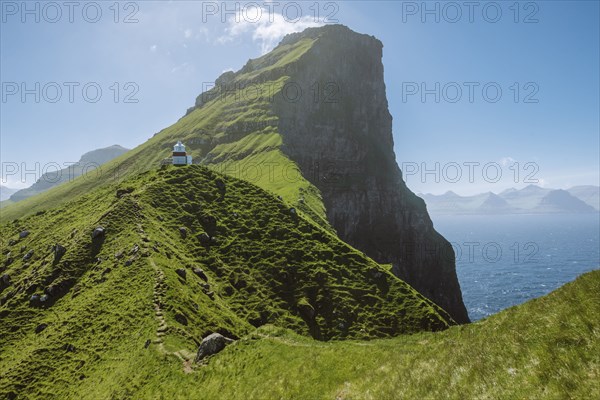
[0,38,327,229]
[0,165,451,399]
[191,270,599,399]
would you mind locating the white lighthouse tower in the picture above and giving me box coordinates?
[172,141,192,165]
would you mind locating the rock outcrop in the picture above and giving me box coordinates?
[272,25,469,323]
[195,333,234,362]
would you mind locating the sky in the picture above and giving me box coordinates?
[1,0,598,195]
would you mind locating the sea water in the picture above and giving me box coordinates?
[432,213,600,321]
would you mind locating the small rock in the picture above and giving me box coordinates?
[40,294,49,302]
[116,188,133,198]
[198,233,211,244]
[179,227,187,238]
[0,274,10,290]
[35,323,48,334]
[289,208,297,215]
[91,227,105,239]
[125,257,135,266]
[174,313,188,326]
[144,339,151,349]
[53,244,67,262]
[64,343,76,352]
[115,251,124,259]
[130,244,139,254]
[8,239,17,246]
[19,230,30,239]
[23,250,34,261]
[192,268,208,281]
[194,333,234,362]
[175,268,187,280]
[30,294,40,305]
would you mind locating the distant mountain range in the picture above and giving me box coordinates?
[2,145,129,203]
[0,185,18,202]
[420,185,600,215]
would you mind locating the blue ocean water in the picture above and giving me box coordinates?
[432,214,600,321]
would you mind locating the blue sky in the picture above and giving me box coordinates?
[1,1,598,195]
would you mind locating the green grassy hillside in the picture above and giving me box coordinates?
[2,193,597,400]
[0,165,452,399]
[0,38,328,231]
[186,270,600,400]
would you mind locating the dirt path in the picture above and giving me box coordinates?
[148,258,194,373]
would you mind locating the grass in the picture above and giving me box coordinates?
[192,269,599,399]
[0,38,328,232]
[0,165,452,399]
[2,198,597,400]
[1,26,597,399]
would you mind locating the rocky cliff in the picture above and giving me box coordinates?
[1,25,469,323]
[271,25,469,323]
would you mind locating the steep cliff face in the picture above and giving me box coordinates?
[273,25,469,323]
[1,25,468,323]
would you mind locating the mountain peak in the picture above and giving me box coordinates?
[521,184,543,192]
[278,24,378,47]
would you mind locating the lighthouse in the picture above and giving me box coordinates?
[172,141,192,165]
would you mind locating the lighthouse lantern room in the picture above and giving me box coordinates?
[172,141,192,165]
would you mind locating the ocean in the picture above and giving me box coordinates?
[432,213,600,321]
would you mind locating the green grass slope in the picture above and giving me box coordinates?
[0,37,329,231]
[0,165,452,399]
[192,270,600,399]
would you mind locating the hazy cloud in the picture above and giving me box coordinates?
[219,8,325,54]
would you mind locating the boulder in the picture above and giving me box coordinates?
[174,313,188,326]
[30,294,40,305]
[3,252,13,267]
[19,230,30,239]
[23,250,34,261]
[198,233,211,244]
[175,268,187,280]
[116,187,133,198]
[0,274,10,290]
[64,343,76,352]
[192,267,208,281]
[91,227,105,239]
[53,244,67,262]
[194,333,234,362]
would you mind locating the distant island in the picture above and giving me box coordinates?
[1,145,129,204]
[420,185,599,215]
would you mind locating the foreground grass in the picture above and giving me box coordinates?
[17,270,594,400]
[78,270,600,399]
[0,165,452,399]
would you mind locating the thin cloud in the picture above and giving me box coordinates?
[500,156,516,167]
[219,8,325,54]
